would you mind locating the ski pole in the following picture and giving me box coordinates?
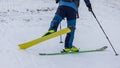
[90,10,119,56]
[59,23,63,43]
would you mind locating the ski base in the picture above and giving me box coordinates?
[39,46,108,56]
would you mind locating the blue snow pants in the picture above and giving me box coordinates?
[49,6,77,48]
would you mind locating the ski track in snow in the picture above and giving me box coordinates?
[0,0,120,68]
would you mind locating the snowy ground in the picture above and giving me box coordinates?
[0,0,120,68]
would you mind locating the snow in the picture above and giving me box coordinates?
[0,0,120,68]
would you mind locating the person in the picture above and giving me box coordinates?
[43,0,92,53]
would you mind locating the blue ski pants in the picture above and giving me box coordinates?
[49,6,77,48]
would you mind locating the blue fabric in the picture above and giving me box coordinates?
[58,0,91,11]
[49,6,76,31]
[49,14,62,31]
[56,6,76,20]
[49,6,76,48]
[49,0,91,48]
[65,20,76,48]
[59,0,78,11]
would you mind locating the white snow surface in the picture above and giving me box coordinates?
[0,0,120,68]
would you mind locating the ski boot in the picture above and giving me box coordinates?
[61,48,71,53]
[42,30,55,37]
[61,46,79,53]
[71,46,79,52]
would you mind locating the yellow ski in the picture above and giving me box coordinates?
[19,27,74,50]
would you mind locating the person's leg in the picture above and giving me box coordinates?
[49,14,62,32]
[49,6,66,31]
[43,6,65,37]
[63,6,79,52]
[63,6,76,48]
[65,20,76,48]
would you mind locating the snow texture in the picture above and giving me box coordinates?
[0,0,120,68]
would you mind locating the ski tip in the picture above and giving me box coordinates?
[18,45,26,50]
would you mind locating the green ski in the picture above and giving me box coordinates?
[39,46,108,56]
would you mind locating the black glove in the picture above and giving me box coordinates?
[56,0,60,3]
[87,4,92,12]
